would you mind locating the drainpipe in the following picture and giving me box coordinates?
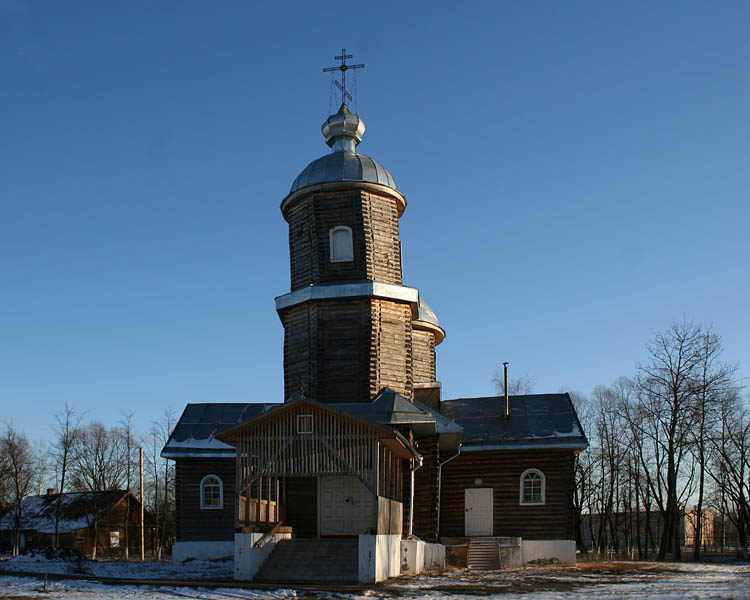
[436,446,462,537]
[408,454,424,539]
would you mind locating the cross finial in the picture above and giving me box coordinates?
[323,48,364,105]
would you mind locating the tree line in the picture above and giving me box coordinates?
[570,319,748,561]
[0,407,176,559]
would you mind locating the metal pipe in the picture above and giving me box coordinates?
[139,447,144,561]
[503,362,510,418]
[408,454,424,539]
[436,446,462,537]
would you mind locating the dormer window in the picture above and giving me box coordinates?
[329,226,353,262]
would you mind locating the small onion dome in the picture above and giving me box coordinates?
[289,104,398,195]
[413,298,445,345]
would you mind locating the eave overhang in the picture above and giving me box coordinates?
[281,180,407,219]
[275,282,419,315]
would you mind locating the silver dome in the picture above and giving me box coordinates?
[416,298,440,327]
[289,103,398,194]
[291,152,397,194]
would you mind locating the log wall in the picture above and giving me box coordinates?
[412,436,440,541]
[282,298,413,403]
[175,458,236,542]
[284,189,403,291]
[440,449,576,540]
[412,329,436,383]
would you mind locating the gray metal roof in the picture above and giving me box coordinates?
[289,103,398,194]
[415,298,440,327]
[440,393,588,451]
[161,403,279,458]
[290,151,397,194]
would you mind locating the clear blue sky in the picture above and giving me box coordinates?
[2,1,748,443]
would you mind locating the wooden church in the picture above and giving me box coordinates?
[162,55,587,583]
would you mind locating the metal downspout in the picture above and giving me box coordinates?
[436,446,462,537]
[408,454,423,539]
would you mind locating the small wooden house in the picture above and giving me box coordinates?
[162,92,587,581]
[0,490,156,557]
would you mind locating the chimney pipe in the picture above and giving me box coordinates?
[503,362,510,418]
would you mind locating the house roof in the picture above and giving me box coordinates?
[161,402,279,458]
[440,393,588,451]
[0,491,133,534]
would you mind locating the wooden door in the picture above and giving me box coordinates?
[465,488,493,537]
[319,476,376,536]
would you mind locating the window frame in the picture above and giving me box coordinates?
[329,226,354,263]
[297,414,313,434]
[519,468,546,505]
[200,474,224,510]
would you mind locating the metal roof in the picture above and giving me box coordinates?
[161,403,279,458]
[290,151,397,194]
[289,103,398,194]
[440,393,588,451]
[415,298,440,327]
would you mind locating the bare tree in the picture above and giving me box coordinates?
[51,405,81,547]
[492,367,534,396]
[70,421,127,559]
[636,319,704,560]
[119,410,138,560]
[1,423,34,556]
[144,408,176,559]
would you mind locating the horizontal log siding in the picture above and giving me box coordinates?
[412,436,440,541]
[283,298,414,403]
[370,299,413,400]
[412,329,436,383]
[285,190,403,291]
[175,458,236,542]
[440,449,575,540]
[362,191,402,285]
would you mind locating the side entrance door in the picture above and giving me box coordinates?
[465,488,493,536]
[319,476,376,536]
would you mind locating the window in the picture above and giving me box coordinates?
[109,531,120,547]
[297,414,313,434]
[329,226,353,262]
[520,469,545,505]
[76,536,84,544]
[200,474,224,510]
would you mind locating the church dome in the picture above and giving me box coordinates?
[289,104,398,194]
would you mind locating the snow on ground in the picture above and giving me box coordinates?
[1,559,750,599]
[1,552,233,580]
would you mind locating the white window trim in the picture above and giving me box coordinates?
[329,226,353,263]
[519,468,546,505]
[200,474,224,510]
[297,414,313,434]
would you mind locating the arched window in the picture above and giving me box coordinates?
[329,226,353,262]
[200,474,223,510]
[519,469,545,505]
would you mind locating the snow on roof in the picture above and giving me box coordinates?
[0,491,128,534]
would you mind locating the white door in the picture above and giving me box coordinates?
[319,476,376,536]
[465,488,493,536]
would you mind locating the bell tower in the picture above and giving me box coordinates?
[275,56,444,405]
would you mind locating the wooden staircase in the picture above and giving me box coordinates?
[253,538,359,583]
[467,537,499,570]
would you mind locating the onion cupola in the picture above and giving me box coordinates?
[288,103,398,196]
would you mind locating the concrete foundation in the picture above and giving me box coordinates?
[358,534,401,583]
[521,539,577,565]
[400,539,446,575]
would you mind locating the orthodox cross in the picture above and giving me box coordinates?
[323,49,364,105]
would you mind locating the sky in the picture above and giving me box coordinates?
[1,0,748,444]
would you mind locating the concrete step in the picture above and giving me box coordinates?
[254,538,359,583]
[468,537,499,570]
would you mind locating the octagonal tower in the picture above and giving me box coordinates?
[275,104,444,404]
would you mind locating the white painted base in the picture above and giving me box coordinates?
[234,532,292,581]
[521,540,577,565]
[172,540,234,562]
[401,540,446,574]
[359,534,401,583]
